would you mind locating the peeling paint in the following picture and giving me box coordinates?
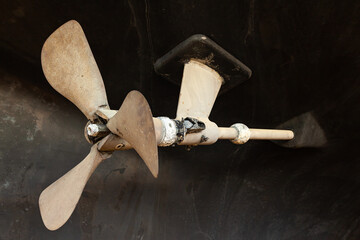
[2,116,16,124]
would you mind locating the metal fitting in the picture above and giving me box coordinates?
[157,117,178,146]
[231,123,250,144]
[84,121,110,144]
[157,117,207,146]
[87,124,100,137]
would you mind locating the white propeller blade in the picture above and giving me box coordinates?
[107,90,159,177]
[41,20,109,121]
[39,145,110,230]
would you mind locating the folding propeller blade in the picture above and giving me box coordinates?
[41,20,109,121]
[39,145,110,231]
[107,90,159,177]
[176,60,223,119]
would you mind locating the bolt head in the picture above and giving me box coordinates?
[87,124,99,137]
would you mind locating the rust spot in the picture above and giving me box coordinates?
[200,135,208,143]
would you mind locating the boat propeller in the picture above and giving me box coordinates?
[39,20,297,231]
[39,20,158,230]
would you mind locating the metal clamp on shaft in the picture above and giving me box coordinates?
[157,117,206,146]
[231,123,251,144]
[157,117,178,146]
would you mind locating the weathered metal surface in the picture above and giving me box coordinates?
[39,145,111,231]
[41,20,109,121]
[231,123,251,144]
[107,91,159,178]
[157,117,178,146]
[0,0,360,239]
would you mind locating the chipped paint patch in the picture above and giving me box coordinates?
[26,129,34,141]
[1,180,10,190]
[2,115,16,124]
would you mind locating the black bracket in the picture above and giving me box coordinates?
[154,34,252,94]
[173,117,206,144]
